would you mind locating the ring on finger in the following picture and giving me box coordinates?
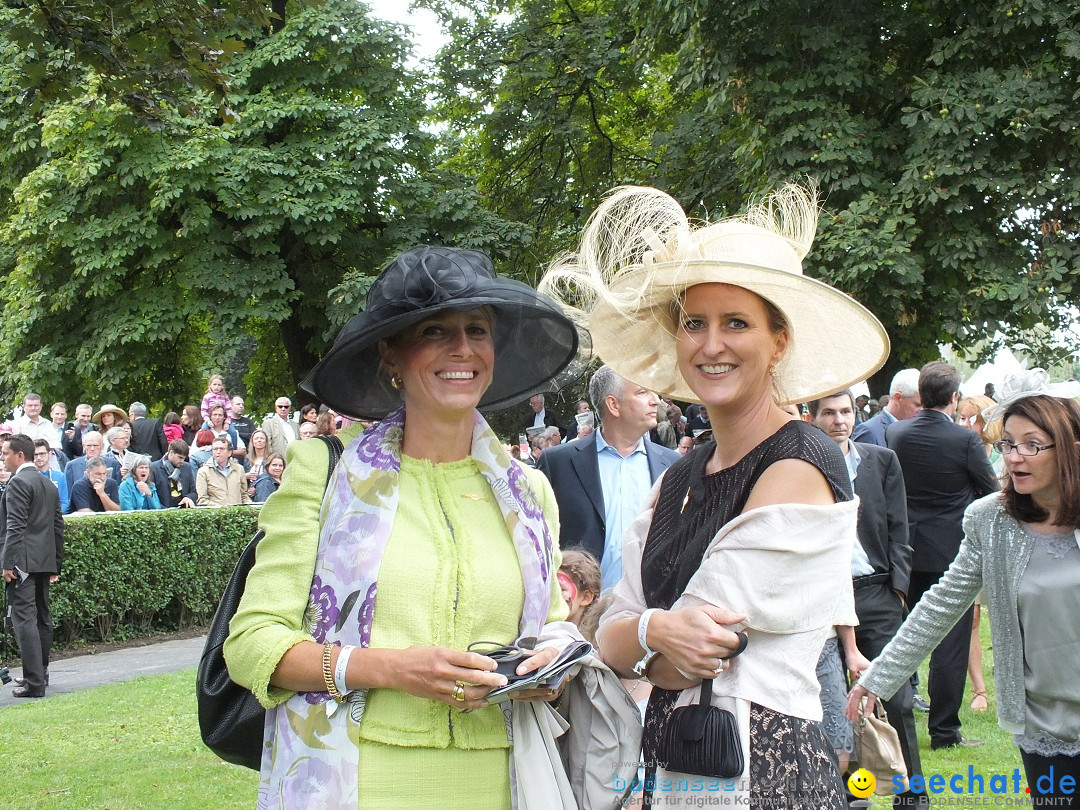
[452,682,466,702]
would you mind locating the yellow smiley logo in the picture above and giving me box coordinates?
[847,768,876,798]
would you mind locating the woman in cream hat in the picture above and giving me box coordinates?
[542,184,889,807]
[92,404,128,432]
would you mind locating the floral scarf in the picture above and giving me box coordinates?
[258,407,555,808]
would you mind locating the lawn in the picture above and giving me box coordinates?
[0,669,256,809]
[0,609,1019,808]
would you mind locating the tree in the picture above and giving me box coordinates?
[425,0,668,280]
[431,0,1080,390]
[0,0,525,411]
[3,0,281,119]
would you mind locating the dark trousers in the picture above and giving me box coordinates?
[6,572,52,693]
[907,569,974,747]
[852,582,926,806]
[1020,750,1079,807]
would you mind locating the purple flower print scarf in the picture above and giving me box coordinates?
[258,407,555,808]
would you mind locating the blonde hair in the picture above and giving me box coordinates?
[958,394,1001,443]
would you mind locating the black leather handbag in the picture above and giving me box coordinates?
[197,434,344,770]
[656,676,744,779]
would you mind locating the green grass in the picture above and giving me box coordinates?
[0,612,1019,807]
[0,669,256,809]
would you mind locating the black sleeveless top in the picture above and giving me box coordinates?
[641,419,852,610]
[639,420,853,765]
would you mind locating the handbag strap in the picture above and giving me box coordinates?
[318,434,344,482]
[699,677,713,705]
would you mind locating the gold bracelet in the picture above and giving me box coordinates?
[322,642,344,702]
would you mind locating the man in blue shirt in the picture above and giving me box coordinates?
[537,365,679,589]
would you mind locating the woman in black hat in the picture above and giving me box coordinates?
[224,247,580,808]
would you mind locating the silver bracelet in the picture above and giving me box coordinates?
[334,644,356,698]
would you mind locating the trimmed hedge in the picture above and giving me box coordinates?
[49,506,260,644]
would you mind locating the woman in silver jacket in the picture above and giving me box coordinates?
[848,385,1080,806]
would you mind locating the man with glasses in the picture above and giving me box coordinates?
[886,361,999,751]
[32,439,68,514]
[63,430,121,491]
[261,397,298,457]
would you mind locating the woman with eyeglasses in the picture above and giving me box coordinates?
[848,382,1080,806]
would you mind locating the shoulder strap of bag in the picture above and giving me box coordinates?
[197,432,345,769]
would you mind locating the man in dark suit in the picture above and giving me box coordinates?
[810,392,926,807]
[60,403,94,459]
[150,439,198,508]
[128,401,169,459]
[1,433,64,698]
[851,367,922,446]
[523,393,565,441]
[537,365,678,589]
[886,361,998,750]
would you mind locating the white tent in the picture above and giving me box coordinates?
[960,347,1027,396]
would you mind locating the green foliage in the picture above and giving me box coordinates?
[49,507,259,643]
[3,0,287,121]
[424,0,670,275]
[430,0,1080,388]
[0,0,526,412]
[636,0,1080,384]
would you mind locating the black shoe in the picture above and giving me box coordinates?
[912,692,930,712]
[12,686,45,698]
[931,735,983,750]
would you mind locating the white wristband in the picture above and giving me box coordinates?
[334,645,356,698]
[637,608,659,654]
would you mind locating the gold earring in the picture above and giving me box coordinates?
[390,374,403,390]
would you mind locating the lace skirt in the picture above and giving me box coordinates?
[643,703,847,809]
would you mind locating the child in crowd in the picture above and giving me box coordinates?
[557,549,602,630]
[200,374,233,423]
[163,411,184,443]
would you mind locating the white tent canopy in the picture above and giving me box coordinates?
[960,347,1027,397]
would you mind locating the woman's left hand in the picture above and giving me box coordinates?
[508,646,565,703]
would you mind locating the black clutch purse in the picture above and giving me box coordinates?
[197,435,343,770]
[656,676,744,779]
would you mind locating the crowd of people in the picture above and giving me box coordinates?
[3,182,1077,809]
[0,390,349,512]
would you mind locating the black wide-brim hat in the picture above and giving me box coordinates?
[300,246,581,420]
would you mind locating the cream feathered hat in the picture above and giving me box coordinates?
[540,184,890,405]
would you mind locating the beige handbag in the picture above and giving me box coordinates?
[853,699,908,794]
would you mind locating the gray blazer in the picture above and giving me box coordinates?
[859,493,1077,734]
[1,466,65,575]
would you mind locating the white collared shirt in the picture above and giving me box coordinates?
[843,441,875,577]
